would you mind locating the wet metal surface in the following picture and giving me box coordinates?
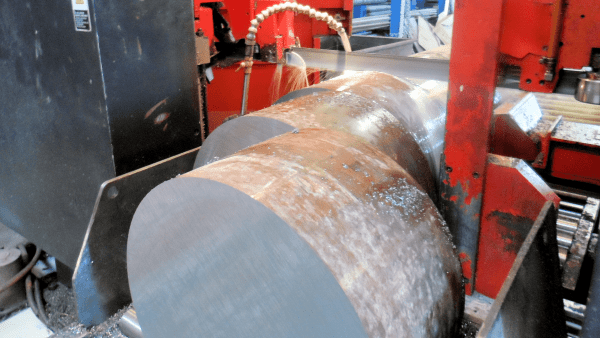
[130,128,462,337]
[185,129,462,337]
[250,71,447,200]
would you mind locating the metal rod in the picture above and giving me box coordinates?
[367,10,392,17]
[559,209,582,219]
[554,189,588,201]
[557,220,578,233]
[352,23,391,33]
[353,14,391,24]
[557,226,575,236]
[240,71,251,116]
[354,0,389,5]
[557,234,573,248]
[366,5,391,11]
[567,321,583,332]
[560,201,585,211]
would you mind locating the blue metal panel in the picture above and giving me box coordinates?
[438,0,446,14]
[353,5,367,18]
[390,0,401,36]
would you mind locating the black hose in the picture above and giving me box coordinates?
[33,278,48,325]
[25,275,39,316]
[581,240,600,337]
[0,246,41,295]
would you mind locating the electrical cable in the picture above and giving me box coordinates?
[0,245,41,295]
[34,278,48,325]
[25,275,39,316]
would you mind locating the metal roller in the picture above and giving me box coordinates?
[128,128,462,337]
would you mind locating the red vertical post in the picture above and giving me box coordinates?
[439,0,504,295]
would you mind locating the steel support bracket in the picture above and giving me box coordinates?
[72,147,200,326]
[475,154,560,298]
[478,201,567,338]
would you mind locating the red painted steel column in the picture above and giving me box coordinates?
[439,0,505,295]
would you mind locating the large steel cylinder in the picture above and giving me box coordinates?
[195,72,448,201]
[127,72,462,337]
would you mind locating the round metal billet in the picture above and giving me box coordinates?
[250,72,445,201]
[130,128,462,338]
[193,115,295,168]
[128,178,368,338]
[304,72,448,181]
[575,72,600,105]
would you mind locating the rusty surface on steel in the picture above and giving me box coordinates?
[475,154,560,298]
[440,0,505,295]
[563,198,600,290]
[250,71,448,201]
[183,128,463,337]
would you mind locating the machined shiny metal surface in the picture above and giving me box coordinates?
[118,308,143,338]
[575,73,600,105]
[286,48,451,82]
[129,128,462,338]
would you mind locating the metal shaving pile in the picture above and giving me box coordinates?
[44,283,130,338]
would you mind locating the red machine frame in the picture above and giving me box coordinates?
[499,0,600,93]
[195,0,352,132]
[443,0,600,299]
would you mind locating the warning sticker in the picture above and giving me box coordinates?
[72,0,92,32]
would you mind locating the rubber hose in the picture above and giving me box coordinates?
[34,278,48,325]
[25,275,39,316]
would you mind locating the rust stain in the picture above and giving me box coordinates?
[184,128,462,337]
